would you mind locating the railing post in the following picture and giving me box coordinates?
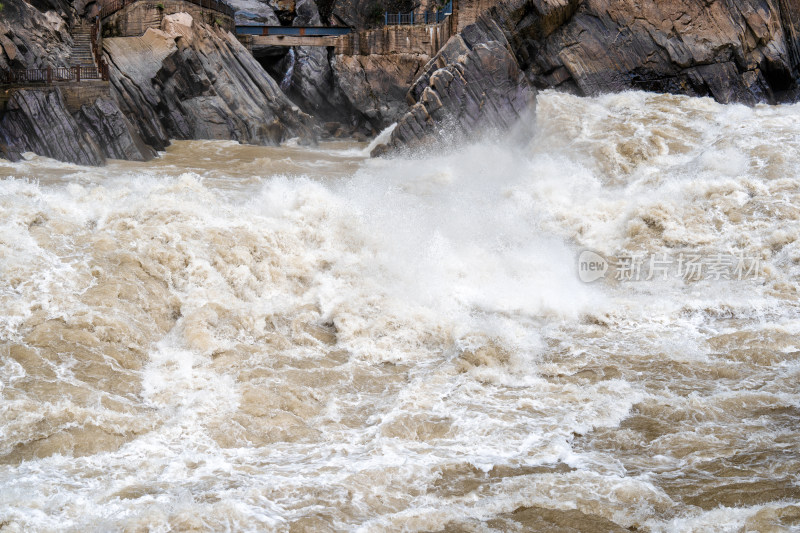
[46,67,52,85]
[384,12,387,25]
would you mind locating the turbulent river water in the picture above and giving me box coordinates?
[1,90,799,532]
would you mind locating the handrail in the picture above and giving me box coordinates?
[384,1,452,25]
[100,0,235,20]
[91,17,110,81]
[0,66,108,86]
[0,16,110,86]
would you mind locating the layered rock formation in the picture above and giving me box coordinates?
[382,0,800,151]
[0,88,154,165]
[74,96,158,161]
[104,14,316,149]
[247,0,431,136]
[270,47,430,136]
[378,0,534,152]
[1,1,319,165]
[4,0,800,164]
[332,53,432,130]
[518,0,800,104]
[0,0,73,71]
[382,34,534,152]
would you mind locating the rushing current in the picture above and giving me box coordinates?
[1,91,799,532]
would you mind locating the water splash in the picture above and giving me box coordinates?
[1,91,799,532]
[280,48,295,92]
[362,122,397,155]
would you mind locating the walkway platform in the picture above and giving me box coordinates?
[241,34,341,48]
[235,26,351,48]
[235,26,352,37]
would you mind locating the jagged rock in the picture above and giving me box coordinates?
[102,27,175,149]
[104,14,317,148]
[0,0,73,71]
[261,0,423,132]
[269,46,429,134]
[282,46,349,121]
[74,97,158,161]
[406,32,474,104]
[332,53,431,128]
[379,38,534,153]
[293,0,322,25]
[0,88,105,165]
[510,0,800,104]
[383,0,800,153]
[227,0,281,25]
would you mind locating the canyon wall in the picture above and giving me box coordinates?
[104,14,316,150]
[3,0,800,164]
[382,0,800,151]
[0,1,316,165]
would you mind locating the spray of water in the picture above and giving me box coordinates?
[280,47,296,92]
[0,91,799,532]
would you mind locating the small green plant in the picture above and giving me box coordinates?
[367,1,383,27]
[0,3,5,12]
[156,2,165,10]
[214,16,223,26]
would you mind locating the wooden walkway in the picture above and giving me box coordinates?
[235,25,351,48]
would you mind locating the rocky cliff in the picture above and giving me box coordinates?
[382,0,800,151]
[0,0,73,72]
[241,0,428,137]
[104,13,316,149]
[0,88,155,164]
[518,0,800,104]
[382,33,534,152]
[0,0,156,165]
[268,46,430,137]
[1,1,317,165]
[4,0,800,164]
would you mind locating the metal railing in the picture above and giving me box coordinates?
[100,0,235,20]
[0,17,110,86]
[91,17,110,81]
[385,1,452,25]
[0,65,109,85]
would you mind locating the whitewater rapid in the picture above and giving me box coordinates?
[1,91,799,532]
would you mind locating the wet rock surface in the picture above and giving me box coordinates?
[379,17,535,153]
[516,0,800,104]
[74,97,157,161]
[332,53,430,130]
[0,88,141,166]
[381,0,800,152]
[4,0,800,163]
[104,14,317,149]
[0,0,73,71]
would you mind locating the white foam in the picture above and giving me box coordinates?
[1,91,799,531]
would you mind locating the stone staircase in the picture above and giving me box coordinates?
[70,22,97,68]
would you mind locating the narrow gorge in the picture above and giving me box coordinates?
[2,1,800,531]
[2,0,798,164]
